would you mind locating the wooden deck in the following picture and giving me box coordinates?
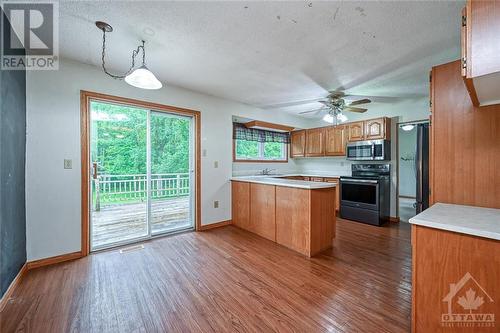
[92,196,191,248]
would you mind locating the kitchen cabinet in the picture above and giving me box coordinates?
[290,130,306,157]
[412,224,499,332]
[249,183,276,241]
[430,60,500,208]
[461,0,500,107]
[364,117,391,140]
[324,177,340,212]
[289,117,391,159]
[231,181,250,230]
[325,125,347,156]
[275,186,336,257]
[347,121,365,141]
[231,180,337,257]
[305,128,325,157]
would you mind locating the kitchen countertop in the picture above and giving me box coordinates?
[409,203,500,241]
[231,176,337,189]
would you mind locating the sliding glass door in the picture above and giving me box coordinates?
[89,100,194,251]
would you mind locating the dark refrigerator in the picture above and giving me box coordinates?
[415,123,430,214]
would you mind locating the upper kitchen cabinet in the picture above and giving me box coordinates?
[325,125,347,156]
[305,128,325,157]
[461,0,500,107]
[290,130,306,157]
[365,117,391,140]
[347,121,365,141]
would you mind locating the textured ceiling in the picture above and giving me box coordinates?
[59,1,463,116]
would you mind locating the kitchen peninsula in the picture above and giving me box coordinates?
[231,176,336,257]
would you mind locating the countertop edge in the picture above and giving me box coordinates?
[409,218,500,241]
[230,177,337,190]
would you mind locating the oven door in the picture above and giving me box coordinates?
[340,179,379,211]
[346,142,373,160]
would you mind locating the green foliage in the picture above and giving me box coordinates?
[91,101,190,175]
[235,139,285,160]
[264,142,282,158]
[235,139,259,158]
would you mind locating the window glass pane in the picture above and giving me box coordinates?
[236,139,259,159]
[264,142,284,159]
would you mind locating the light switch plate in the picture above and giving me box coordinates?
[64,159,72,169]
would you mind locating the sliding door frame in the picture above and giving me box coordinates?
[80,90,201,256]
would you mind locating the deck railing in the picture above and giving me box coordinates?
[93,173,190,210]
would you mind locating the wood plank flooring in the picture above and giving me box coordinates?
[0,219,412,333]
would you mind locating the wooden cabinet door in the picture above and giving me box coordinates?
[466,0,500,78]
[365,117,390,140]
[290,130,306,157]
[305,128,325,157]
[325,125,347,156]
[324,178,339,212]
[275,187,310,256]
[250,183,276,241]
[348,121,365,141]
[231,181,250,230]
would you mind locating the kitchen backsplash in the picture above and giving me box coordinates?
[232,156,352,176]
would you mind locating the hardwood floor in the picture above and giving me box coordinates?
[0,219,411,333]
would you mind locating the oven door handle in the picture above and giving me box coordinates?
[340,178,379,184]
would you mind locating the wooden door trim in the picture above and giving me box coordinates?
[80,90,202,256]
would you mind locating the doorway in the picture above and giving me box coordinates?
[397,121,429,222]
[81,91,200,253]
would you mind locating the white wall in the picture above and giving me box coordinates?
[25,58,314,261]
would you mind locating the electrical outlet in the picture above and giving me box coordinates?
[203,149,207,157]
[214,161,219,168]
[214,200,219,208]
[64,159,73,169]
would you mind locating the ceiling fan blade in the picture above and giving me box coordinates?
[344,107,367,113]
[298,108,327,115]
[260,97,325,109]
[347,99,371,106]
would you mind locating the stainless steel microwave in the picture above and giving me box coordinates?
[346,140,391,161]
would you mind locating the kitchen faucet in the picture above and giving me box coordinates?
[261,168,276,175]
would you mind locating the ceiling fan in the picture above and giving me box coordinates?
[298,91,371,124]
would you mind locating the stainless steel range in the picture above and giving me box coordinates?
[340,164,391,226]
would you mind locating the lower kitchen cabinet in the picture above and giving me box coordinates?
[324,177,340,212]
[231,180,337,257]
[231,181,250,230]
[249,183,276,241]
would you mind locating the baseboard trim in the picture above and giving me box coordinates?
[26,251,83,270]
[199,220,232,231]
[389,216,400,223]
[0,263,28,312]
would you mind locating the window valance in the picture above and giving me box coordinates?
[233,123,290,143]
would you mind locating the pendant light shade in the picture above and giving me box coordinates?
[124,65,162,90]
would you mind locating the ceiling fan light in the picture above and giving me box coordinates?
[337,113,348,123]
[124,65,163,90]
[323,113,334,123]
[401,124,415,131]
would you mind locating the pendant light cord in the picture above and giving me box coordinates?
[100,28,146,80]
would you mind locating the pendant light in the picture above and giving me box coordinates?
[96,21,162,90]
